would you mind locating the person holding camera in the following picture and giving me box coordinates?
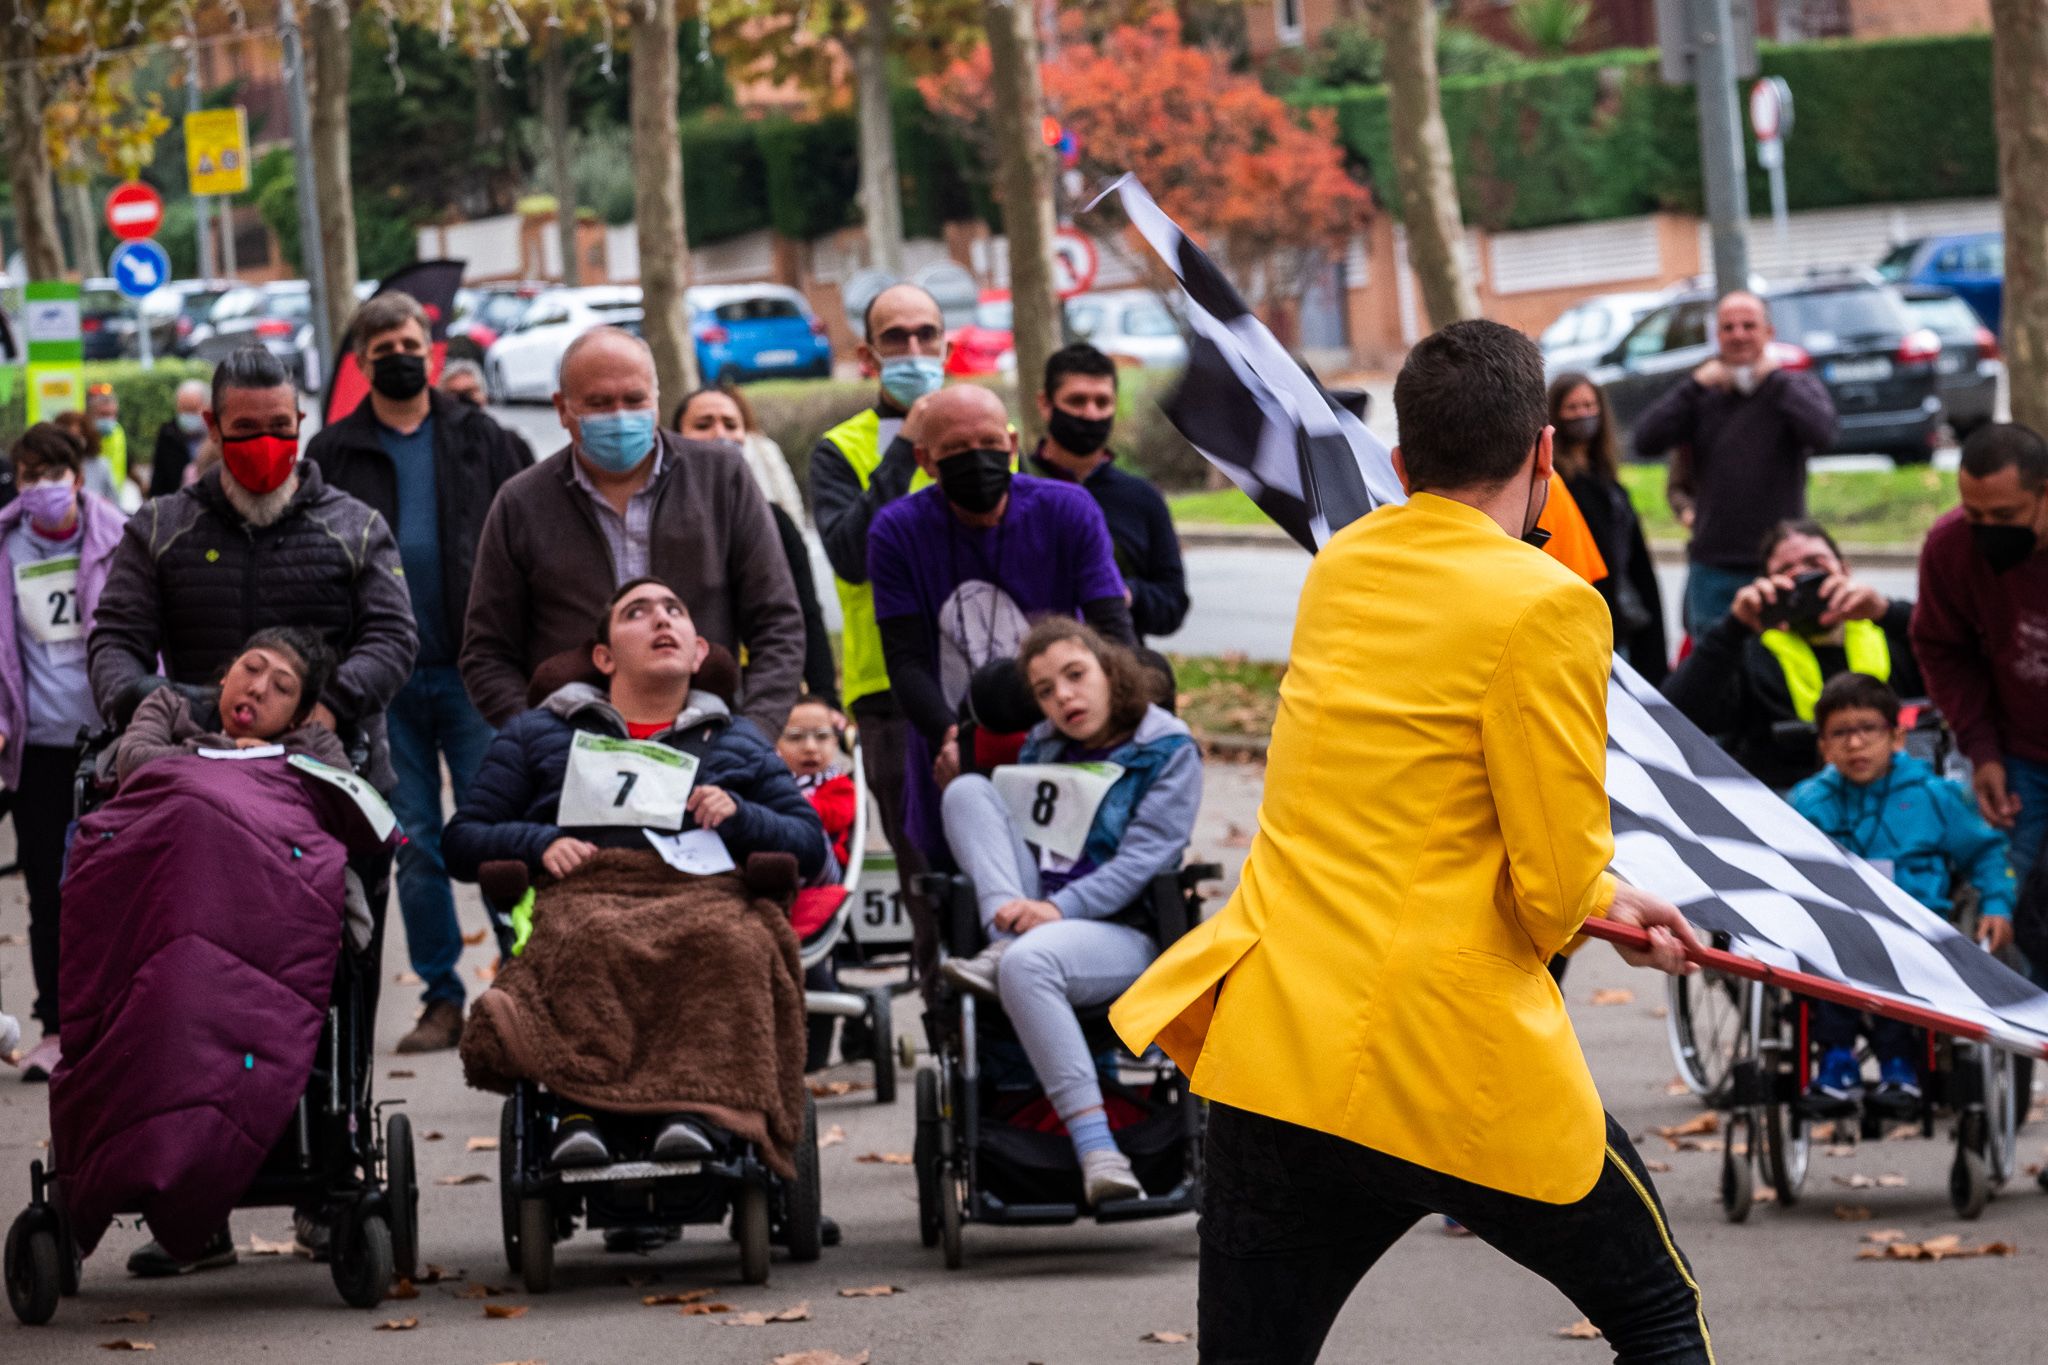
[1663,519,1920,790]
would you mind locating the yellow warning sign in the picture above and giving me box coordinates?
[185,107,251,196]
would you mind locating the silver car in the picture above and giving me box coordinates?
[1540,290,1669,381]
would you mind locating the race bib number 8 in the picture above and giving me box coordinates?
[557,731,699,831]
[991,762,1125,862]
[14,555,80,646]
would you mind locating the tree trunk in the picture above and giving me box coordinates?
[1992,0,2048,434]
[631,0,697,403]
[855,0,905,275]
[64,179,98,282]
[1381,0,1478,328]
[983,0,1060,438]
[0,9,66,279]
[542,28,580,288]
[307,0,360,354]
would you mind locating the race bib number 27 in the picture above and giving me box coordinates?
[557,731,699,830]
[14,555,80,647]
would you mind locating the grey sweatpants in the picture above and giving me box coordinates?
[941,775,1157,1120]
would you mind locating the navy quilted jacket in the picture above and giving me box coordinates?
[443,682,826,881]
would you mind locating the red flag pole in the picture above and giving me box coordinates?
[1579,918,2048,1057]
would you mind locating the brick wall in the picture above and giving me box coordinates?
[1849,0,1989,37]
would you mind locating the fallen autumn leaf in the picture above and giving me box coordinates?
[820,1124,847,1149]
[99,1343,155,1353]
[484,1302,530,1319]
[1141,1330,1194,1344]
[99,1311,153,1325]
[719,1302,812,1326]
[437,1172,492,1185]
[771,1353,872,1365]
[1557,1319,1602,1340]
[854,1152,914,1166]
[1589,988,1635,1006]
[836,1285,902,1298]
[375,1317,420,1331]
[467,1136,500,1152]
[643,1288,717,1306]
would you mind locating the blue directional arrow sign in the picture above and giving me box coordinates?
[108,238,171,300]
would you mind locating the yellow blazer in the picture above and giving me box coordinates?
[1112,493,1620,1204]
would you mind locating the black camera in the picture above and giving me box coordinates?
[1769,570,1831,635]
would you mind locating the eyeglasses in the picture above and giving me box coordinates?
[780,727,836,746]
[873,324,942,354]
[1820,721,1890,746]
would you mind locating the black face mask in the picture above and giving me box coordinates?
[370,352,429,401]
[1046,407,1114,458]
[1520,463,1552,550]
[1971,522,2039,574]
[938,448,1013,516]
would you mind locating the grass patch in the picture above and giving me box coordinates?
[1173,465,1960,547]
[1171,652,1286,739]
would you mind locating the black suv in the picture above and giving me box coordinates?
[1590,272,1945,464]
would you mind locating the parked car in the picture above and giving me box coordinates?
[80,279,148,361]
[948,290,1016,377]
[448,282,547,360]
[187,280,317,388]
[1878,231,2002,335]
[140,278,239,358]
[689,283,833,383]
[1592,272,1946,464]
[1538,290,1669,380]
[485,285,645,402]
[1065,288,1187,370]
[1898,284,2000,440]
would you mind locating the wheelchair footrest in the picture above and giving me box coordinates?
[557,1159,704,1184]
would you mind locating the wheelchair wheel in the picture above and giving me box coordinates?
[784,1097,824,1263]
[866,986,898,1105]
[1667,970,1742,1102]
[1950,1144,1990,1220]
[736,1183,772,1285]
[1719,1119,1753,1224]
[5,1209,59,1326]
[1982,1046,2019,1188]
[498,1099,522,1276]
[517,1199,555,1294]
[939,1163,964,1270]
[914,1067,943,1249]
[331,1205,394,1309]
[386,1112,419,1281]
[1761,1100,1808,1206]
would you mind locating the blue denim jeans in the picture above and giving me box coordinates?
[2006,753,2048,888]
[387,666,495,1007]
[1682,562,1756,640]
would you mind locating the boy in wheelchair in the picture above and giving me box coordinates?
[936,619,1201,1206]
[444,577,827,1179]
[1790,673,2017,1112]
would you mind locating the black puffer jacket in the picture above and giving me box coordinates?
[86,462,419,789]
[443,683,827,881]
[307,389,532,654]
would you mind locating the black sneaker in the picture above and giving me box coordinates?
[650,1115,716,1160]
[550,1113,611,1168]
[602,1225,678,1253]
[127,1226,237,1278]
[292,1207,332,1262]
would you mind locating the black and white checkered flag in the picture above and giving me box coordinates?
[1099,175,2048,1052]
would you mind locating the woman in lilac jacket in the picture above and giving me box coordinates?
[0,423,127,1080]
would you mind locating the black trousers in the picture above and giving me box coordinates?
[1198,1103,1716,1365]
[16,743,79,1032]
[849,699,935,993]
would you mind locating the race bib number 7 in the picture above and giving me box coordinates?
[991,762,1125,862]
[557,731,699,831]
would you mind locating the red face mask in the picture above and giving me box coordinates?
[220,433,299,495]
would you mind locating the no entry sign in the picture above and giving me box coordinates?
[105,182,165,242]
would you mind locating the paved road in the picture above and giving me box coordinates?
[5,753,2045,1363]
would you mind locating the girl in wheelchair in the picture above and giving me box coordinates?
[937,619,1201,1205]
[112,627,347,782]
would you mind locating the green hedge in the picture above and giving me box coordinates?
[1312,33,1995,232]
[0,360,213,456]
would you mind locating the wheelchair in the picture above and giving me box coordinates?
[910,861,1219,1269]
[7,687,414,1324]
[476,857,825,1290]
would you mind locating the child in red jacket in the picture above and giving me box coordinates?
[778,696,855,880]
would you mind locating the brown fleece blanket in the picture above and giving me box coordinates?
[460,849,807,1178]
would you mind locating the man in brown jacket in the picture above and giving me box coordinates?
[460,327,803,735]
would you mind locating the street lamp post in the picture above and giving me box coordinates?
[278,0,333,379]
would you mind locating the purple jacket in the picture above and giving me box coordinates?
[50,754,396,1261]
[0,492,124,787]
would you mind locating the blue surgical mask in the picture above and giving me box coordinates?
[576,409,657,474]
[879,355,944,409]
[93,417,118,437]
[176,411,205,436]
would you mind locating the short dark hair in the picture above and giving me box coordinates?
[1814,671,1900,734]
[238,625,337,724]
[210,344,293,416]
[862,282,939,342]
[1960,422,2048,491]
[1045,341,1118,400]
[10,422,85,477]
[1758,517,1843,568]
[1392,319,1549,491]
[596,575,690,646]
[349,291,431,359]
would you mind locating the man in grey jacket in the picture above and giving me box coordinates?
[459,327,803,736]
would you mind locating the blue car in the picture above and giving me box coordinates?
[687,284,833,384]
[1878,231,2003,335]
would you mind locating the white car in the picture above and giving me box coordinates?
[1539,290,1669,380]
[1065,288,1187,370]
[486,285,644,402]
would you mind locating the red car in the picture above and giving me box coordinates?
[946,290,1016,376]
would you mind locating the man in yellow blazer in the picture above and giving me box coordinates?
[1112,320,1715,1364]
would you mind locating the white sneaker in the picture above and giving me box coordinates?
[0,1013,19,1062]
[939,938,1012,1001]
[1080,1148,1144,1206]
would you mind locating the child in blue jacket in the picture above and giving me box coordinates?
[1790,673,2016,1109]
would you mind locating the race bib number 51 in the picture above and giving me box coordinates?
[557,731,699,830]
[991,762,1125,862]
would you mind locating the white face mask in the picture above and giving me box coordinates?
[1730,365,1759,395]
